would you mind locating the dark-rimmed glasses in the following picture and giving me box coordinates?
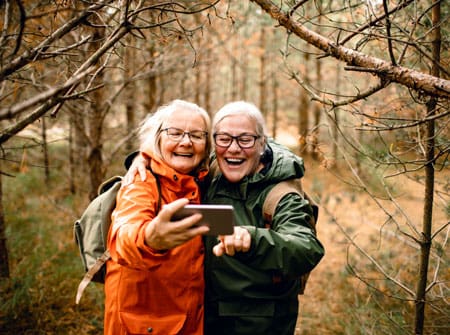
[161,127,208,143]
[213,133,260,149]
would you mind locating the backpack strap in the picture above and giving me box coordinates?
[76,250,111,304]
[97,175,123,194]
[263,178,318,230]
[262,179,304,228]
[149,165,161,213]
[262,178,318,295]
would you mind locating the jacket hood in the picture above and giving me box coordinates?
[249,139,305,184]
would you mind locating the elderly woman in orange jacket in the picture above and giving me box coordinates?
[104,100,212,335]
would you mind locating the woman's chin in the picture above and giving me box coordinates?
[221,170,245,183]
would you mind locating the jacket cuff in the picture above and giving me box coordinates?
[136,225,169,257]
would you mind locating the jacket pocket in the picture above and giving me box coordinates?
[119,312,187,335]
[218,300,274,317]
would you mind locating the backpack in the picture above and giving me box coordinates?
[262,178,319,295]
[74,172,161,304]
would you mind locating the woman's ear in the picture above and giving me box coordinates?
[262,135,268,147]
[259,143,271,164]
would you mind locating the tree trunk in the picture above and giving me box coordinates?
[41,116,50,184]
[231,56,238,101]
[241,50,248,101]
[68,118,76,194]
[414,100,435,335]
[259,27,267,116]
[0,160,9,278]
[158,74,166,107]
[332,63,341,162]
[271,74,278,138]
[311,3,322,161]
[87,24,105,200]
[125,38,136,152]
[145,20,157,114]
[311,101,321,161]
[88,97,104,200]
[180,60,187,98]
[298,52,310,154]
[414,2,441,334]
[204,39,212,115]
[195,66,201,105]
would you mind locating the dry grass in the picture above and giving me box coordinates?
[296,159,449,335]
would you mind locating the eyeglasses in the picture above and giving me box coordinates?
[161,127,208,143]
[213,133,260,149]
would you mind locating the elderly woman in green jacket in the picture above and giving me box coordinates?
[203,101,324,335]
[126,101,324,335]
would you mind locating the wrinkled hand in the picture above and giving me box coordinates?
[123,153,149,185]
[145,198,210,251]
[213,226,251,257]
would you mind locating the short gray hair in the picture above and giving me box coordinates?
[138,99,211,169]
[212,101,267,137]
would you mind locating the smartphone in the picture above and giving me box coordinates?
[172,204,234,235]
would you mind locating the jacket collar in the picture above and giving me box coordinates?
[147,155,208,194]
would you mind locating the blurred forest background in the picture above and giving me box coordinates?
[0,1,448,334]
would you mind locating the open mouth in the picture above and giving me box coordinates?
[174,152,193,158]
[225,158,245,165]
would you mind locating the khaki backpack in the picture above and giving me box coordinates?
[262,178,319,294]
[74,172,161,304]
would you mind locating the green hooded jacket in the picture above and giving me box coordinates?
[203,140,325,335]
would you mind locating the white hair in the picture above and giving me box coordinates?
[138,99,211,169]
[212,101,267,136]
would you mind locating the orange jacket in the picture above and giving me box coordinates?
[104,156,208,335]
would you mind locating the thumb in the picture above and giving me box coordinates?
[212,243,225,257]
[161,198,190,220]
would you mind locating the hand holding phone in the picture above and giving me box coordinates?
[172,204,234,235]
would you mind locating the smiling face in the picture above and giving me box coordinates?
[214,115,265,183]
[159,109,208,174]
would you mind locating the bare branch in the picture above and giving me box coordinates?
[251,0,450,99]
[284,55,388,107]
[339,0,415,45]
[356,109,450,131]
[382,0,396,66]
[0,66,96,120]
[288,0,310,18]
[427,223,449,293]
[324,204,416,297]
[0,0,11,51]
[0,0,113,80]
